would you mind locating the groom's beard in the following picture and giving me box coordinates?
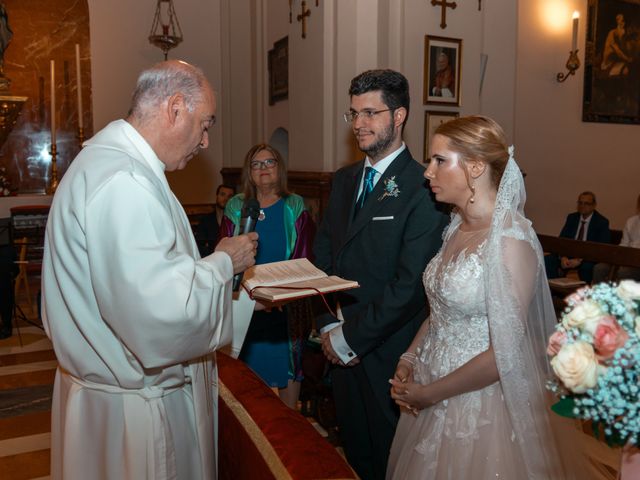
[358,121,396,160]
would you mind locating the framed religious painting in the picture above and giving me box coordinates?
[268,36,288,105]
[582,0,640,124]
[424,110,459,162]
[424,35,462,106]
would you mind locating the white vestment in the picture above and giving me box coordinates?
[42,119,234,480]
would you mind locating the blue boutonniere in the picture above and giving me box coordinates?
[379,176,400,200]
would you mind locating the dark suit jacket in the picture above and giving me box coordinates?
[314,148,447,422]
[559,210,611,244]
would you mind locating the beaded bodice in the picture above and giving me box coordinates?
[417,228,491,380]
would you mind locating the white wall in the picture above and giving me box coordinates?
[85,0,640,227]
[515,0,640,234]
[87,0,223,204]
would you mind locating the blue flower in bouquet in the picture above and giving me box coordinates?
[547,281,640,447]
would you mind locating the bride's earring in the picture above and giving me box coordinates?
[469,184,476,204]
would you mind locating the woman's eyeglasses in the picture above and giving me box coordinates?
[250,158,278,170]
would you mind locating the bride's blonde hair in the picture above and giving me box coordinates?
[435,115,509,189]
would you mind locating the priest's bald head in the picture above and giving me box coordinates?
[126,60,217,171]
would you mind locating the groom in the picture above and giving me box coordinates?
[314,69,447,479]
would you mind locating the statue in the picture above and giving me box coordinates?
[0,2,12,91]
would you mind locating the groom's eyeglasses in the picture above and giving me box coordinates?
[343,109,394,123]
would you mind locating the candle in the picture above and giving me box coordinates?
[50,60,56,145]
[75,44,83,129]
[572,11,579,52]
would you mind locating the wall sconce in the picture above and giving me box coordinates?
[557,11,580,82]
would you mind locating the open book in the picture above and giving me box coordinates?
[242,258,359,302]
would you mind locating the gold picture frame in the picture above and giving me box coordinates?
[582,0,640,124]
[424,110,459,162]
[424,35,462,106]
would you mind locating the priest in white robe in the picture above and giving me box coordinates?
[42,60,258,480]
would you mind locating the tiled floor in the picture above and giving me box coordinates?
[0,324,54,480]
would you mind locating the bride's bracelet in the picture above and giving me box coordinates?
[399,352,417,366]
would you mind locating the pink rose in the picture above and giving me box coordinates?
[593,316,629,360]
[547,330,568,356]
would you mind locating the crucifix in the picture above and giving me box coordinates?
[431,0,457,29]
[297,1,311,39]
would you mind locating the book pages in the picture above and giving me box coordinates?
[242,258,326,290]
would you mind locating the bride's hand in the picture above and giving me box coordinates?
[392,361,414,395]
[389,378,436,414]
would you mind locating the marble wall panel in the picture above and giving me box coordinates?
[1,0,91,194]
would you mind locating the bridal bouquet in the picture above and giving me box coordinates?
[547,280,640,447]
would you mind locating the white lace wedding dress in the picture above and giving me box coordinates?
[387,153,596,479]
[387,226,530,478]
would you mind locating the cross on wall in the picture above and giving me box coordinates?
[431,0,457,29]
[297,1,311,38]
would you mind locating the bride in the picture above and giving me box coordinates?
[386,116,586,479]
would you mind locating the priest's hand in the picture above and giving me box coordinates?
[215,232,259,274]
[254,300,285,312]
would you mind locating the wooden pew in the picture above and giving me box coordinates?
[537,234,640,272]
[538,234,640,312]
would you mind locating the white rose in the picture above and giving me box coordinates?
[550,341,600,394]
[562,299,603,334]
[617,280,640,302]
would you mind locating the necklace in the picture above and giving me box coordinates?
[258,209,266,221]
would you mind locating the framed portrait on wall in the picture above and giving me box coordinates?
[268,36,288,105]
[582,0,640,124]
[424,35,462,106]
[424,111,459,162]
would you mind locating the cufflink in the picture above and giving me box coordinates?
[347,352,354,357]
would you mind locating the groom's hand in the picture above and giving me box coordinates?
[321,332,343,365]
[321,332,360,367]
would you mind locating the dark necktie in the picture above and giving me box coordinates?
[355,167,376,214]
[577,220,586,241]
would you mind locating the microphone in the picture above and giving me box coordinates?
[232,198,261,291]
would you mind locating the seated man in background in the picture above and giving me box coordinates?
[593,193,640,283]
[545,191,611,283]
[195,183,235,256]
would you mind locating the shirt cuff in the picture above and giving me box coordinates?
[329,325,358,364]
[319,322,340,334]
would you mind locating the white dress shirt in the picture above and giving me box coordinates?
[621,214,640,248]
